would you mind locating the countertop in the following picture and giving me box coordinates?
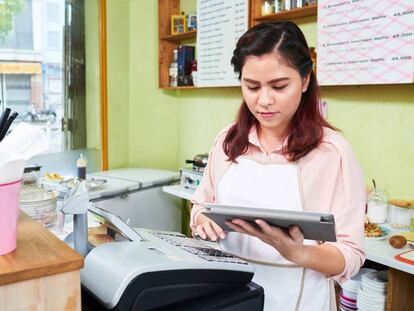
[0,212,84,286]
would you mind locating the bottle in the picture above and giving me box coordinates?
[262,1,274,15]
[190,60,197,86]
[76,154,87,180]
[285,0,292,11]
[169,49,178,87]
[274,0,284,13]
[309,47,317,73]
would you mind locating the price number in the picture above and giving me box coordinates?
[394,10,413,17]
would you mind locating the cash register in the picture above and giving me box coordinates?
[80,205,264,311]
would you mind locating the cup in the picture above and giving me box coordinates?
[0,179,22,255]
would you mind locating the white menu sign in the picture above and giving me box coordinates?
[197,0,248,87]
[317,0,414,85]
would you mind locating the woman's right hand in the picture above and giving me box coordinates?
[195,213,226,241]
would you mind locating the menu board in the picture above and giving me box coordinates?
[317,0,414,85]
[197,0,248,87]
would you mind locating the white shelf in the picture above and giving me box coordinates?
[162,185,195,201]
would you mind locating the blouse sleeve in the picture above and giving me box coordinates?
[189,128,231,233]
[301,130,366,284]
[325,140,366,284]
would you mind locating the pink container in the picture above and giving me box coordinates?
[0,179,22,255]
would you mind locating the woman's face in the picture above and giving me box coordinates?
[241,52,309,136]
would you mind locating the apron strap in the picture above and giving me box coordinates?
[294,268,306,311]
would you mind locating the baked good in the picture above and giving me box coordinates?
[388,235,407,249]
[388,199,414,208]
[364,223,382,237]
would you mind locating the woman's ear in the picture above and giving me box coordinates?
[302,74,310,93]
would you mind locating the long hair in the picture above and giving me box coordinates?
[223,21,335,162]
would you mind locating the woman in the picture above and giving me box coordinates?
[190,21,366,310]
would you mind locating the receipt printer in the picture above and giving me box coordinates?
[81,206,264,311]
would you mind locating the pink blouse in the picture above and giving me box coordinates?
[190,125,366,284]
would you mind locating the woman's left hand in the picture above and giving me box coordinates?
[225,219,306,264]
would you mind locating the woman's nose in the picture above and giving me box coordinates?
[257,88,274,107]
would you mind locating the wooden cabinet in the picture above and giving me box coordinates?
[0,213,83,311]
[157,0,317,90]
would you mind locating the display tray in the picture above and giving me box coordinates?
[203,203,337,242]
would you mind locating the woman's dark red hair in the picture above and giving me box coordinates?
[223,21,335,162]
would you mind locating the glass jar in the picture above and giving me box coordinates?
[388,199,412,229]
[22,164,42,186]
[367,187,388,224]
[262,1,274,15]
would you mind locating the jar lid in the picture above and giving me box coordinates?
[388,199,414,208]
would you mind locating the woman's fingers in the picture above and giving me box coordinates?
[212,221,226,239]
[197,221,226,241]
[288,225,304,242]
[196,224,208,239]
[225,220,247,234]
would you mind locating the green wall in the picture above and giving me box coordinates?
[85,0,100,151]
[87,1,414,199]
[106,0,130,168]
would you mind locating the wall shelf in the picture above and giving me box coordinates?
[254,5,317,23]
[162,30,197,42]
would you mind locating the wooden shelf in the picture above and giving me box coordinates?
[161,85,239,90]
[254,5,317,22]
[162,30,197,42]
[162,86,197,90]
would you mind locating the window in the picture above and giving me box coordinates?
[47,31,60,49]
[0,0,85,154]
[46,2,60,23]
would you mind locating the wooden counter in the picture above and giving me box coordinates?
[0,212,83,311]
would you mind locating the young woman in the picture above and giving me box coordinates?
[190,22,366,310]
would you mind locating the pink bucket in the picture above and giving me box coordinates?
[0,179,22,255]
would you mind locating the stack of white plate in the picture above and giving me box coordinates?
[340,268,376,311]
[19,186,58,226]
[357,270,388,311]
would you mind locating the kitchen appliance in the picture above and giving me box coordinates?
[180,153,208,190]
[89,168,181,232]
[180,168,203,190]
[185,152,209,172]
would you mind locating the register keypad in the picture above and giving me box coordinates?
[150,231,248,265]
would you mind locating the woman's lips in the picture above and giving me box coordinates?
[258,112,277,119]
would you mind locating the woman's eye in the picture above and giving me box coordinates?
[247,86,259,91]
[272,85,287,90]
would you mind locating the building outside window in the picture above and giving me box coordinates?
[0,0,67,153]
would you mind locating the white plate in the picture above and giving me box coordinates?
[341,288,358,300]
[20,186,58,203]
[365,226,391,241]
[361,282,388,294]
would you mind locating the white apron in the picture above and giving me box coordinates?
[217,158,332,311]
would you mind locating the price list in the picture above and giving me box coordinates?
[317,0,414,85]
[197,0,248,87]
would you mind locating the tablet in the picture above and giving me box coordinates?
[202,203,337,242]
